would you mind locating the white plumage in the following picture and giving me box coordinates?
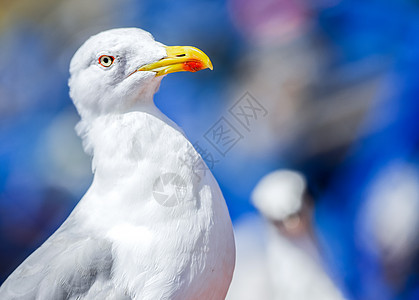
[357,162,419,284]
[0,28,235,300]
[228,170,345,300]
[251,170,306,221]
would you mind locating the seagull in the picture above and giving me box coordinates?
[0,28,235,300]
[357,162,419,291]
[228,170,345,300]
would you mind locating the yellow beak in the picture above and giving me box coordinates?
[138,46,213,76]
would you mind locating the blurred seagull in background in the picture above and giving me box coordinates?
[228,170,345,300]
[253,170,345,300]
[357,162,419,292]
[0,28,235,300]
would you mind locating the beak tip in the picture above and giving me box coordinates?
[206,58,213,71]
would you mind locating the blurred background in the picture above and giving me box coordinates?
[1,0,419,299]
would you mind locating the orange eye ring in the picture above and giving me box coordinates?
[98,55,115,67]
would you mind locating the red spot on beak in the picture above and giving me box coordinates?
[183,61,204,72]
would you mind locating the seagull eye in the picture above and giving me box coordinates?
[99,55,115,67]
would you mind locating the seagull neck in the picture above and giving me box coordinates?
[79,105,191,213]
[83,102,184,169]
[123,100,181,131]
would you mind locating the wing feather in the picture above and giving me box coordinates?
[0,223,123,300]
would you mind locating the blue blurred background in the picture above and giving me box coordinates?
[1,0,419,299]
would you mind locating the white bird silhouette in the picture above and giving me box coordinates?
[0,28,235,300]
[228,170,345,300]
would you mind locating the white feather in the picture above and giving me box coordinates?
[251,170,306,221]
[0,28,235,300]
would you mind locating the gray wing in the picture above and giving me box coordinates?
[0,222,129,300]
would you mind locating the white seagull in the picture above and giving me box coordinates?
[0,28,235,300]
[228,170,345,300]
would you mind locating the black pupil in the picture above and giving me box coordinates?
[103,57,109,64]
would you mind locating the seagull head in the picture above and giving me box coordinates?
[251,170,306,222]
[69,28,212,120]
